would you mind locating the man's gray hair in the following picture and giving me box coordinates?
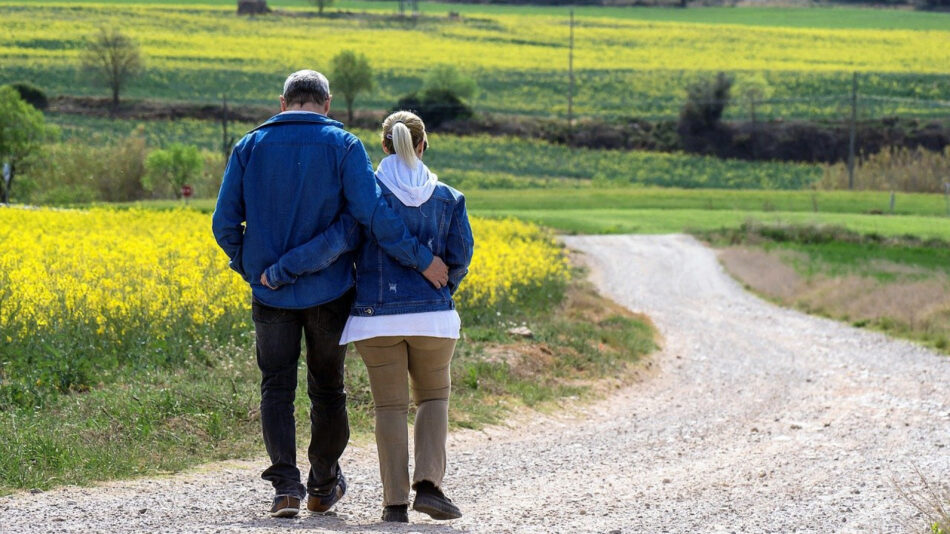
[282,70,331,106]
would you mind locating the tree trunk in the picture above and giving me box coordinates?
[347,99,354,125]
[112,83,120,113]
[1,163,14,204]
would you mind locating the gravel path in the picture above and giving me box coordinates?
[3,234,948,533]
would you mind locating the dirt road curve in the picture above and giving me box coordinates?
[2,234,948,533]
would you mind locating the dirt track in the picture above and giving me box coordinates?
[2,234,948,533]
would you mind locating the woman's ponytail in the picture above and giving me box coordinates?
[391,122,418,169]
[381,111,427,168]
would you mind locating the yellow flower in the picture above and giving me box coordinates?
[0,208,567,348]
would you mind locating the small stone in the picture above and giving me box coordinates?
[579,509,587,515]
[790,424,802,430]
[506,326,533,338]
[29,488,43,494]
[662,478,671,484]
[750,427,759,433]
[139,508,147,514]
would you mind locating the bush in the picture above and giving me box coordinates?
[677,72,733,154]
[143,143,203,199]
[394,89,473,129]
[818,146,950,193]
[23,129,149,204]
[5,81,48,111]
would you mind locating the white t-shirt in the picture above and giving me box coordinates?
[339,310,461,345]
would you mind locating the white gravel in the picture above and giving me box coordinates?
[2,234,948,533]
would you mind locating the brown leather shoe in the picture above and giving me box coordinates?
[269,495,300,518]
[307,474,347,513]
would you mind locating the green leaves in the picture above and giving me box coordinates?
[143,143,202,197]
[330,50,373,124]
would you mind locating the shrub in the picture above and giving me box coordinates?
[5,82,48,111]
[818,146,950,193]
[23,129,148,204]
[0,86,59,203]
[143,143,203,199]
[677,72,733,154]
[394,89,473,129]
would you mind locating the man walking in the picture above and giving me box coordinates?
[212,70,448,518]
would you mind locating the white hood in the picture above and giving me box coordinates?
[375,154,438,207]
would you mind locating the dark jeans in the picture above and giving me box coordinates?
[252,290,354,499]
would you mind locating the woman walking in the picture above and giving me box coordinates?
[339,111,474,523]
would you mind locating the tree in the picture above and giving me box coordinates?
[677,72,733,154]
[143,143,203,199]
[80,27,143,111]
[330,50,373,125]
[422,65,478,102]
[0,86,58,204]
[5,82,48,110]
[308,0,333,15]
[732,74,773,124]
[394,90,472,129]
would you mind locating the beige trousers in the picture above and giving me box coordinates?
[354,335,456,506]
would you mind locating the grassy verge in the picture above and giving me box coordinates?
[0,271,654,493]
[106,186,950,232]
[699,222,950,353]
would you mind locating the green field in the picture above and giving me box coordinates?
[4,1,949,120]
[115,186,950,238]
[48,114,825,191]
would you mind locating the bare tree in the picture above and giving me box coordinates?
[330,50,373,125]
[81,27,143,111]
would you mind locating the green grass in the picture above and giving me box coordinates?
[0,273,654,493]
[705,221,950,353]
[464,187,950,215]
[471,208,950,239]
[106,186,950,238]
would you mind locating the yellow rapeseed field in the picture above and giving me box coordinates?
[4,2,948,117]
[0,207,567,354]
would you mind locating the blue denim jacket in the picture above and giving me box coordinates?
[211,112,434,309]
[351,181,474,317]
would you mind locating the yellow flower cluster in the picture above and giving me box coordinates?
[5,3,946,75]
[0,208,567,348]
[459,218,570,310]
[0,207,248,345]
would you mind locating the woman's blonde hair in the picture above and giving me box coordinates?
[381,111,427,169]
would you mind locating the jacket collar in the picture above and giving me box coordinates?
[249,112,344,133]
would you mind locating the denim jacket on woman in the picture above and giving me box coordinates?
[351,180,474,317]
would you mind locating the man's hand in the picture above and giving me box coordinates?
[421,256,449,289]
[261,271,278,290]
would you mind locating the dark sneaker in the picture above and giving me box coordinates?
[382,504,409,523]
[307,474,347,513]
[269,495,300,518]
[412,481,462,520]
